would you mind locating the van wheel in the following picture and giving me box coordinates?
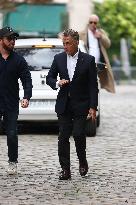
[85,118,96,137]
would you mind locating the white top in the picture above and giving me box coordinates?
[67,50,79,81]
[88,29,100,63]
[56,50,79,88]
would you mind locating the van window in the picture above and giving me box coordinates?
[15,48,63,71]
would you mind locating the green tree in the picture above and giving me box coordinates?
[95,0,136,65]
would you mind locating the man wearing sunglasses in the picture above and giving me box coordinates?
[80,14,115,93]
[0,27,32,175]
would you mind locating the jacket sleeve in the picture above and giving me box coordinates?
[99,29,111,49]
[89,56,99,110]
[19,57,33,100]
[46,56,58,90]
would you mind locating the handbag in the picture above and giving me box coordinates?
[96,62,107,73]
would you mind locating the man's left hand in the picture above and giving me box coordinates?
[21,99,29,108]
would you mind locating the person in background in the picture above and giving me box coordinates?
[46,29,98,180]
[0,27,33,175]
[80,14,115,93]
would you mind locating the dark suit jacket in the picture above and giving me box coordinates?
[0,51,32,111]
[46,50,98,115]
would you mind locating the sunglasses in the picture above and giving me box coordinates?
[89,21,97,25]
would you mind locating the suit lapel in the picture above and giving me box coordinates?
[72,50,84,80]
[61,52,70,80]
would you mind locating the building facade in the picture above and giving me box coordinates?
[54,0,93,32]
[68,0,93,32]
[1,0,94,35]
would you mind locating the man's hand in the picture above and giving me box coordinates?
[88,108,96,121]
[94,30,102,39]
[21,99,29,108]
[58,79,69,87]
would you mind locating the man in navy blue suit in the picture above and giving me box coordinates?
[46,29,98,180]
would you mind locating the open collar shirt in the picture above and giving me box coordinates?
[67,49,79,81]
[88,29,100,63]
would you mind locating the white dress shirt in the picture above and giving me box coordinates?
[56,50,79,88]
[88,29,100,63]
[67,50,79,81]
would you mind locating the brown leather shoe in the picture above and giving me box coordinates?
[59,170,71,180]
[79,161,88,176]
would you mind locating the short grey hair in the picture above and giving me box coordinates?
[63,29,79,41]
[89,14,99,23]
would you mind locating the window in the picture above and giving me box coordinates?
[15,47,63,71]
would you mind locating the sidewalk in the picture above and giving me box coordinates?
[0,85,136,205]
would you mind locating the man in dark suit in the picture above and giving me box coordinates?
[0,27,32,175]
[46,29,98,180]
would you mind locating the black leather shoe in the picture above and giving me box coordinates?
[59,170,71,180]
[79,161,88,176]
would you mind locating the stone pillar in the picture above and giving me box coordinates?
[68,0,93,32]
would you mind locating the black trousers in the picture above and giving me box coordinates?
[57,99,87,171]
[0,108,18,162]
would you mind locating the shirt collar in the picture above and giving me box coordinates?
[67,49,79,59]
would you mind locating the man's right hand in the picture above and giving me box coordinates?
[58,79,69,87]
[21,99,29,108]
[94,30,102,39]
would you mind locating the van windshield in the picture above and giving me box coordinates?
[15,47,63,71]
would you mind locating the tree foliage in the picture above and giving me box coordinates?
[95,0,136,63]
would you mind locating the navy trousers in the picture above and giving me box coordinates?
[0,108,18,162]
[57,98,87,171]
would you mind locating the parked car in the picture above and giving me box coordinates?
[14,38,100,136]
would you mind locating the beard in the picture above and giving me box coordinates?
[2,41,14,52]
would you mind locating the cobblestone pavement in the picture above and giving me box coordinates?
[0,85,136,205]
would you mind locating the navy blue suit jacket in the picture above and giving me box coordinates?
[46,50,98,115]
